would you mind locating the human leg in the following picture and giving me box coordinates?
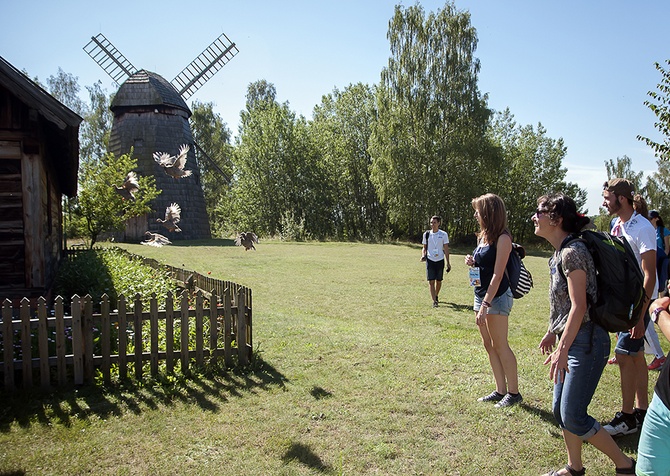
[477,320,507,395]
[485,313,519,395]
[637,393,670,475]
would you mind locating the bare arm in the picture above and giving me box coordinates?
[444,242,451,272]
[632,249,657,338]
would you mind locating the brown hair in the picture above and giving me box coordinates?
[472,193,509,245]
[633,194,649,219]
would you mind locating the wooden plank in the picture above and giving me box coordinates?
[2,299,14,391]
[165,292,174,373]
[37,297,50,389]
[224,288,232,367]
[180,290,189,374]
[195,291,203,367]
[83,296,93,384]
[101,294,111,384]
[55,296,66,386]
[20,297,32,388]
[237,288,248,366]
[72,295,83,385]
[133,294,142,381]
[118,295,127,380]
[209,291,218,360]
[150,294,158,377]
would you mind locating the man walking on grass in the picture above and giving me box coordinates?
[421,215,451,307]
[602,178,657,436]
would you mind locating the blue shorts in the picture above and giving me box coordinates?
[426,258,445,281]
[614,313,651,356]
[473,287,513,316]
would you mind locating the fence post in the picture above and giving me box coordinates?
[37,297,50,390]
[165,292,174,373]
[195,291,204,367]
[237,288,248,366]
[83,295,94,384]
[55,296,66,386]
[224,287,232,367]
[20,298,32,389]
[134,294,143,381]
[150,294,158,377]
[2,299,14,391]
[118,295,127,380]
[101,294,111,385]
[72,295,84,385]
[180,290,190,375]
[209,290,218,362]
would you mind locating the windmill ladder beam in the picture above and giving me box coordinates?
[88,35,135,81]
[175,43,237,98]
[193,142,231,184]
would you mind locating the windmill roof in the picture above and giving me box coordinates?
[111,70,190,115]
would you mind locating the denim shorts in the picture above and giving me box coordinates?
[637,392,670,475]
[614,312,651,356]
[552,321,610,438]
[473,287,513,316]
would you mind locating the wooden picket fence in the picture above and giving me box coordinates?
[1,287,252,392]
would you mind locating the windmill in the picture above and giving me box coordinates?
[83,33,238,241]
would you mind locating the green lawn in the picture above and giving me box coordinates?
[0,239,664,475]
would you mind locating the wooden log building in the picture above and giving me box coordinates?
[0,55,82,303]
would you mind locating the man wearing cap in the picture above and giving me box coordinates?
[602,178,657,436]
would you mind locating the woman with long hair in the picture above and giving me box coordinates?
[465,193,521,408]
[533,192,636,476]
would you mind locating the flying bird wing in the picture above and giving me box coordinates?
[165,203,181,223]
[174,144,190,170]
[153,151,175,166]
[123,172,140,194]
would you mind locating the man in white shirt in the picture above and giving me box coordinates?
[421,215,451,307]
[602,178,657,436]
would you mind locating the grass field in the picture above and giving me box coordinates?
[0,239,665,475]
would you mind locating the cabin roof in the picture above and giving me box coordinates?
[0,55,83,197]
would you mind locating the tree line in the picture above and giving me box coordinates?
[39,2,670,245]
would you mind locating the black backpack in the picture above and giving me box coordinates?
[559,230,648,333]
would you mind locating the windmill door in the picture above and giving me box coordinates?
[0,141,25,289]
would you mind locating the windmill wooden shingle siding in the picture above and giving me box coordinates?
[108,70,209,240]
[85,33,239,242]
[0,55,82,303]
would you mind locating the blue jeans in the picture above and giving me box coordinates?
[637,392,670,475]
[553,321,610,438]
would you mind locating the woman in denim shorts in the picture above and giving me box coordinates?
[466,193,521,408]
[533,193,636,476]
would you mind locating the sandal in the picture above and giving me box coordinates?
[545,465,586,476]
[615,458,636,475]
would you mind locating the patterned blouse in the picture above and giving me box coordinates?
[548,240,597,335]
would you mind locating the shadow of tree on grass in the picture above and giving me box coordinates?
[282,442,334,473]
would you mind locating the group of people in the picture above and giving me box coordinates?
[420,179,670,475]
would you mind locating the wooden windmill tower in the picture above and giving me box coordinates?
[83,33,238,241]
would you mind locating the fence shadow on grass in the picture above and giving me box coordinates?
[0,357,287,432]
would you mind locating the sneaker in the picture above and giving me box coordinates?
[435,294,439,303]
[494,392,523,408]
[433,300,438,308]
[648,356,666,371]
[478,391,504,403]
[608,356,618,365]
[603,411,637,436]
[634,408,647,427]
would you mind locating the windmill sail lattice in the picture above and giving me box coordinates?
[171,33,239,100]
[83,33,137,85]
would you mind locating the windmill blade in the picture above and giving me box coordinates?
[192,141,232,184]
[83,33,137,85]
[171,33,239,100]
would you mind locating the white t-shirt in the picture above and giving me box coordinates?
[422,229,449,262]
[612,211,658,299]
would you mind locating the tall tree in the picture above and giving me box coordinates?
[489,109,585,242]
[370,1,493,238]
[604,155,644,190]
[46,68,86,116]
[231,81,331,238]
[638,59,670,162]
[311,83,388,240]
[79,81,113,164]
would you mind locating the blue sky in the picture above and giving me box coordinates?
[2,0,668,214]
